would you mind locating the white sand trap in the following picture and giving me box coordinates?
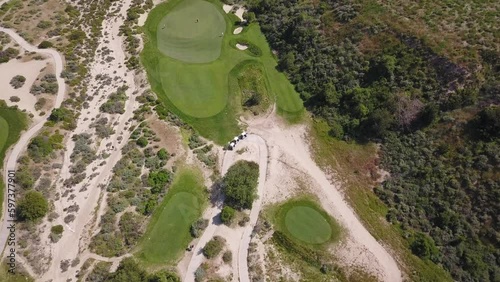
[223,4,233,13]
[235,6,246,22]
[0,57,49,117]
[233,27,243,34]
[236,43,248,50]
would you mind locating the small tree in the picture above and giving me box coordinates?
[223,160,259,210]
[17,191,49,221]
[9,75,26,89]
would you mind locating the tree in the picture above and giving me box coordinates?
[147,270,180,282]
[473,105,500,140]
[410,232,439,262]
[17,191,49,221]
[220,206,235,225]
[222,160,259,210]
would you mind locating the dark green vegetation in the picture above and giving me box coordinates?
[220,206,235,225]
[86,257,180,282]
[142,0,303,143]
[137,168,207,265]
[222,160,259,210]
[17,191,48,221]
[0,101,28,218]
[202,236,224,259]
[264,197,344,280]
[249,0,499,280]
[0,47,19,64]
[9,75,25,89]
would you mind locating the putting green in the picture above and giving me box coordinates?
[285,206,332,244]
[157,0,225,63]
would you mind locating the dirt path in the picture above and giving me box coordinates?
[0,26,66,255]
[247,114,403,282]
[184,135,269,282]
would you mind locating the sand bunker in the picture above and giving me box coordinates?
[236,43,248,50]
[233,27,243,34]
[223,4,233,13]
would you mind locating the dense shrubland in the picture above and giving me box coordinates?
[248,0,499,280]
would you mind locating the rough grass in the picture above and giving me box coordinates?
[310,119,452,281]
[141,0,303,144]
[156,0,225,63]
[136,167,207,265]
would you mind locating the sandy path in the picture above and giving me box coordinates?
[0,26,66,255]
[36,0,140,280]
[247,116,403,282]
[184,135,268,282]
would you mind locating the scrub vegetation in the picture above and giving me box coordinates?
[249,0,499,280]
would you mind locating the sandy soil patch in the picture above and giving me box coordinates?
[235,6,246,22]
[236,43,248,50]
[223,4,233,13]
[233,27,243,34]
[0,56,49,120]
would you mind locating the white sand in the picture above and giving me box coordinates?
[236,43,248,50]
[235,6,246,22]
[223,4,233,13]
[233,27,243,34]
[0,57,49,120]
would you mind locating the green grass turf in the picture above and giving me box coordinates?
[136,167,207,265]
[142,0,304,144]
[285,206,332,244]
[272,197,342,248]
[0,104,28,218]
[157,0,225,63]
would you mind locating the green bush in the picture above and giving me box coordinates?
[17,191,49,221]
[136,137,148,147]
[51,225,64,234]
[220,206,235,225]
[223,160,259,210]
[202,236,224,259]
[38,40,53,49]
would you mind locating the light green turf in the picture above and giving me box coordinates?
[142,0,304,144]
[0,117,8,155]
[285,206,332,244]
[0,104,28,219]
[136,168,207,265]
[270,197,342,248]
[157,0,225,63]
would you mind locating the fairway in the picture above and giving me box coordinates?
[157,0,225,63]
[285,206,332,244]
[136,168,207,265]
[142,0,304,144]
[0,117,8,155]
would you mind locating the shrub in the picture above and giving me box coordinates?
[9,96,20,102]
[51,225,64,234]
[157,148,169,160]
[136,137,148,147]
[17,191,49,221]
[38,40,53,49]
[9,75,26,89]
[202,236,224,259]
[222,250,232,263]
[190,218,209,238]
[220,206,235,225]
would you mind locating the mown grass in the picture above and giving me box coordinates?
[135,167,207,266]
[141,0,303,144]
[0,105,28,218]
[310,119,452,281]
[270,197,342,248]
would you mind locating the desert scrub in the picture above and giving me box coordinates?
[9,75,26,89]
[202,236,225,259]
[100,86,128,114]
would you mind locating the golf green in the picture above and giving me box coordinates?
[285,206,332,244]
[157,0,225,63]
